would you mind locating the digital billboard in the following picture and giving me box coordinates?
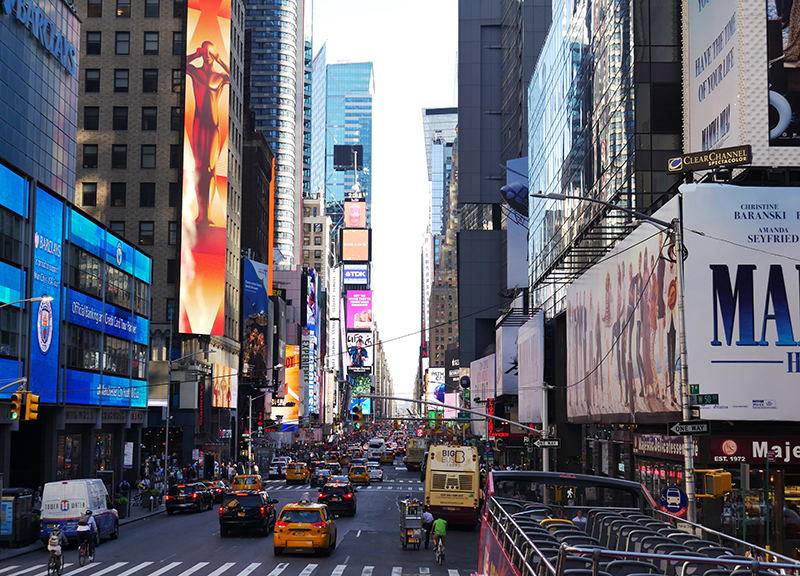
[346,290,373,330]
[343,264,368,285]
[30,188,63,403]
[346,331,373,369]
[243,259,272,381]
[341,229,370,262]
[333,144,364,170]
[517,313,544,424]
[350,373,371,415]
[426,367,445,410]
[213,364,238,409]
[273,345,299,431]
[344,199,367,228]
[304,268,318,330]
[179,0,231,335]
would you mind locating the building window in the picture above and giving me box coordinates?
[144,0,159,17]
[104,335,130,375]
[134,279,148,316]
[110,221,125,236]
[166,298,176,321]
[314,236,322,246]
[69,245,102,298]
[303,223,311,233]
[111,145,127,169]
[139,221,154,245]
[80,183,97,207]
[87,0,102,17]
[66,325,101,371]
[83,145,98,169]
[110,183,126,206]
[132,343,147,378]
[115,31,130,55]
[116,0,129,16]
[106,265,131,308]
[83,107,99,130]
[112,106,128,130]
[169,145,180,169]
[86,32,101,54]
[166,259,177,284]
[141,145,156,169]
[170,107,181,131]
[141,107,157,130]
[169,183,180,207]
[314,250,322,259]
[172,31,183,56]
[140,183,155,207]
[303,250,310,260]
[85,69,100,92]
[144,32,158,55]
[171,69,182,93]
[143,69,158,93]
[0,208,23,267]
[114,69,129,92]
[168,221,178,245]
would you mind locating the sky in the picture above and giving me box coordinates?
[311,0,458,398]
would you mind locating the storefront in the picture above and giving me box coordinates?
[632,432,690,499]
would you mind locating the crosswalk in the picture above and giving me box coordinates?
[263,484,421,492]
[1,561,470,576]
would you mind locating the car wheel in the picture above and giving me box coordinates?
[167,509,174,515]
[220,525,228,537]
[110,520,119,540]
[273,546,283,556]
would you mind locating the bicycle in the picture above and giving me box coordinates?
[434,535,444,565]
[47,552,64,576]
[78,536,94,567]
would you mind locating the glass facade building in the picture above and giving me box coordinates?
[422,108,457,236]
[527,0,682,316]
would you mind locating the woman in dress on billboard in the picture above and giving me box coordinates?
[186,41,230,226]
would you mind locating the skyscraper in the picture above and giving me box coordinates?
[244,0,306,268]
[311,48,374,232]
[422,108,457,235]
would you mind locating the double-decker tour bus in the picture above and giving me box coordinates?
[423,444,481,525]
[404,437,426,471]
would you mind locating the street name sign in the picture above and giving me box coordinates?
[691,394,719,406]
[534,438,561,449]
[668,421,710,436]
[689,384,700,395]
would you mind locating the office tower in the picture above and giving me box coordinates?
[75,0,246,464]
[244,0,306,268]
[311,46,375,232]
[422,108,457,235]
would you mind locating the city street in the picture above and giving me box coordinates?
[2,466,479,576]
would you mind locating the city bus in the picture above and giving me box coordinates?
[404,437,426,471]
[423,444,481,525]
[367,437,385,461]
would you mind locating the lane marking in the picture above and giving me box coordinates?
[66,563,108,576]
[343,556,350,565]
[234,563,261,576]
[419,568,431,574]
[265,564,289,576]
[361,567,374,576]
[7,566,45,576]
[206,563,236,576]
[449,571,460,576]
[89,563,130,576]
[145,562,183,576]
[357,530,361,537]
[331,566,346,576]
[30,563,74,576]
[116,562,155,576]
[391,568,402,576]
[297,564,318,576]
[174,563,209,576]
[0,567,21,575]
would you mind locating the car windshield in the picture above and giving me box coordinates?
[321,486,348,496]
[168,485,194,495]
[280,509,322,524]
[222,495,261,509]
[350,467,366,474]
[317,470,330,476]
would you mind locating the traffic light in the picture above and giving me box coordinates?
[703,470,732,496]
[24,392,39,421]
[352,405,363,430]
[10,392,22,420]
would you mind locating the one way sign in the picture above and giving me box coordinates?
[668,421,710,436]
[534,438,561,449]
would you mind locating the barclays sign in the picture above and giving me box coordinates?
[3,0,78,75]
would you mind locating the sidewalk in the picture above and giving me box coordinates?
[0,503,166,561]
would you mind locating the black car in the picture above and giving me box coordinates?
[166,483,214,514]
[204,480,231,503]
[219,490,278,537]
[317,482,358,517]
[310,469,331,488]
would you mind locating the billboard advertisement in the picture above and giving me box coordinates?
[686,0,740,152]
[344,199,367,228]
[242,259,273,381]
[303,268,318,331]
[518,312,544,424]
[682,183,800,420]
[343,264,369,285]
[342,229,370,261]
[179,0,231,335]
[346,290,373,330]
[427,367,446,409]
[346,331,373,369]
[30,188,63,403]
[212,364,238,409]
[566,199,680,422]
[495,326,518,396]
[350,374,371,415]
[273,345,300,430]
[445,347,460,391]
[770,3,800,145]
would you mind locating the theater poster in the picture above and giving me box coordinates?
[179,0,231,335]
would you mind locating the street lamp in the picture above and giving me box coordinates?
[0,295,53,309]
[246,364,283,472]
[530,191,697,522]
[163,346,216,497]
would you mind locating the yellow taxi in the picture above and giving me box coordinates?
[324,452,340,467]
[232,474,263,491]
[274,499,337,556]
[380,451,394,465]
[347,465,370,485]
[285,462,310,485]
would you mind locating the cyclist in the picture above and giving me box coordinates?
[431,514,447,559]
[76,509,98,560]
[47,525,68,572]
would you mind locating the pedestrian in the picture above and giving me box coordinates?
[572,509,588,530]
[422,507,434,549]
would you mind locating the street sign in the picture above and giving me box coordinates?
[689,384,700,395]
[523,436,530,445]
[660,486,688,518]
[668,420,710,436]
[533,438,561,449]
[460,376,471,389]
[691,394,719,406]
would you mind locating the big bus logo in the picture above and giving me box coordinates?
[441,449,466,465]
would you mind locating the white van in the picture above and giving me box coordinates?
[40,479,119,544]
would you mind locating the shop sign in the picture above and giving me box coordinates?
[65,408,97,423]
[102,408,127,423]
[710,437,800,464]
[634,434,695,461]
[130,410,144,423]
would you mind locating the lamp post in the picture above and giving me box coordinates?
[247,364,282,473]
[530,191,696,522]
[163,338,215,497]
[0,295,53,309]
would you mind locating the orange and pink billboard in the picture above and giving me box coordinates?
[179,0,231,335]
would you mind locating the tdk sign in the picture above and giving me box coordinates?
[343,264,368,284]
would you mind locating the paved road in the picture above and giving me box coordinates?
[4,464,479,576]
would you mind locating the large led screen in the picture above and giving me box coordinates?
[344,199,367,228]
[346,290,373,330]
[243,259,272,380]
[179,0,231,335]
[213,364,238,408]
[342,229,370,261]
[273,345,299,431]
[346,331,373,369]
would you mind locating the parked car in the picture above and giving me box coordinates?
[166,483,214,514]
[219,490,278,537]
[317,482,358,517]
[274,500,337,556]
[367,462,383,482]
[310,469,332,488]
